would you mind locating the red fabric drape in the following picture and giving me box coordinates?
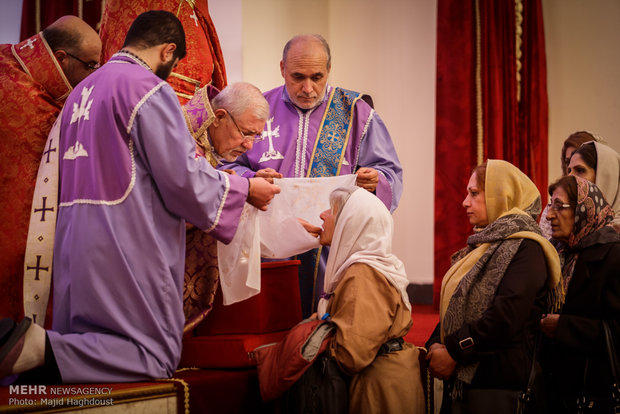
[20,0,102,40]
[434,0,477,307]
[98,0,227,101]
[434,0,548,307]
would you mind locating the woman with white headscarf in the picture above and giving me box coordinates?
[316,186,425,414]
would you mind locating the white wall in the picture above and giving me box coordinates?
[0,0,22,44]
[208,0,243,83]
[543,0,620,185]
[327,0,437,286]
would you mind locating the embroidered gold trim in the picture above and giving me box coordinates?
[158,377,190,414]
[176,91,194,100]
[169,71,201,86]
[181,87,215,152]
[335,94,363,176]
[176,0,197,16]
[515,0,524,102]
[306,88,336,175]
[35,0,41,33]
[475,0,484,166]
[11,44,33,79]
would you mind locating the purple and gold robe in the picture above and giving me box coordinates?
[47,53,248,383]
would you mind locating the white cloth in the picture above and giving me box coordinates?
[217,175,356,305]
[317,187,410,319]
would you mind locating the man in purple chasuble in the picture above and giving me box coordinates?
[0,11,279,383]
[221,35,403,316]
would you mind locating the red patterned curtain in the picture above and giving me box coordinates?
[433,0,548,307]
[20,0,103,40]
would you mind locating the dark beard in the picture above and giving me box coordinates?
[155,59,176,80]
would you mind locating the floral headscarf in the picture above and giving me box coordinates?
[555,176,615,293]
[565,176,615,249]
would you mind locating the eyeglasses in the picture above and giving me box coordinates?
[547,202,572,212]
[227,112,264,143]
[65,52,100,71]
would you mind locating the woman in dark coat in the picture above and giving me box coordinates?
[541,175,620,413]
[426,160,562,414]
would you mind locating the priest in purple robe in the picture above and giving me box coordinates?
[220,34,403,316]
[0,11,279,384]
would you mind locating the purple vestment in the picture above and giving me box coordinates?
[47,53,248,383]
[221,85,402,212]
[220,84,402,316]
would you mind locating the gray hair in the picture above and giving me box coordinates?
[282,34,331,70]
[329,187,359,221]
[211,82,269,121]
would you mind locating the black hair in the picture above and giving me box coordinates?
[122,10,187,60]
[571,141,598,172]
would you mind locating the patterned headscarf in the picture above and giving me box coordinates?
[554,176,615,293]
[567,176,615,248]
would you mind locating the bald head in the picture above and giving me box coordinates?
[280,34,331,109]
[43,15,102,87]
[282,34,331,71]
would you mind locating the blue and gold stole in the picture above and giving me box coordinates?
[306,87,363,177]
[299,87,363,316]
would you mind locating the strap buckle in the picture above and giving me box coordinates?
[459,337,475,350]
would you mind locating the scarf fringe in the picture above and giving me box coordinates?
[547,280,566,313]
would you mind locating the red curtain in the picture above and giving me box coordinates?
[433,0,548,307]
[20,0,102,40]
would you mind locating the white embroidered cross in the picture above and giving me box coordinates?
[20,38,37,50]
[71,86,94,124]
[259,117,284,163]
[190,12,199,26]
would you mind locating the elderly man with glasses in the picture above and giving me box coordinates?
[186,82,270,167]
[181,81,272,332]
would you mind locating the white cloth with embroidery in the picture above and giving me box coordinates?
[217,175,357,305]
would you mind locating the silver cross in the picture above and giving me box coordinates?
[259,117,284,163]
[190,12,199,27]
[20,38,37,50]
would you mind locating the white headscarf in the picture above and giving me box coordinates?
[317,188,410,318]
[593,141,620,228]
